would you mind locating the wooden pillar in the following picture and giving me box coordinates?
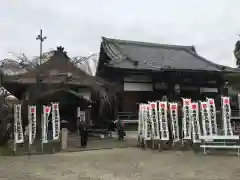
[219,80,228,99]
[217,75,227,96]
[114,95,119,120]
[194,73,201,100]
[167,82,174,101]
[223,83,229,96]
[168,72,181,102]
[164,72,173,101]
[118,91,124,113]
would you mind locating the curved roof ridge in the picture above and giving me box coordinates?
[102,37,195,51]
[102,39,138,66]
[182,48,223,69]
[100,37,223,72]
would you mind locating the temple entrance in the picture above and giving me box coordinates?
[35,88,92,151]
[59,102,76,132]
[37,88,91,131]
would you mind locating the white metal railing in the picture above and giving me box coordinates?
[117,112,138,123]
[117,110,240,123]
[230,110,240,120]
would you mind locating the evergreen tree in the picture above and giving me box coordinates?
[234,40,240,67]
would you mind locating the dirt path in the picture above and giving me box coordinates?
[1,148,240,180]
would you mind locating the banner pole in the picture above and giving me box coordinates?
[41,113,44,153]
[27,105,30,158]
[13,132,16,155]
[13,142,16,155]
[28,141,31,158]
[41,105,51,153]
[13,105,17,155]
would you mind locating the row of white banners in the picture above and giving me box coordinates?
[13,102,60,145]
[138,96,233,143]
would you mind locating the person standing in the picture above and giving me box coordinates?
[116,120,125,140]
[83,122,88,147]
[79,119,88,147]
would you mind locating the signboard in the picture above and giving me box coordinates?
[14,104,24,144]
[42,105,51,143]
[144,104,152,140]
[221,96,233,136]
[52,102,60,140]
[200,101,211,136]
[149,102,160,140]
[138,104,144,139]
[169,103,180,142]
[191,102,201,143]
[207,98,217,135]
[182,98,192,139]
[28,105,37,145]
[158,101,169,140]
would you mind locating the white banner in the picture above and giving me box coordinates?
[149,102,155,139]
[42,105,51,143]
[221,96,233,136]
[200,101,211,136]
[182,98,192,139]
[141,104,146,140]
[190,102,201,143]
[14,104,24,144]
[144,104,152,140]
[169,103,180,142]
[149,102,160,140]
[207,98,217,135]
[158,101,169,140]
[52,102,60,140]
[28,105,37,145]
[138,104,144,139]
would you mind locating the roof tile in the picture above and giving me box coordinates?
[101,37,222,71]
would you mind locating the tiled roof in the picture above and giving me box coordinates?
[100,37,223,71]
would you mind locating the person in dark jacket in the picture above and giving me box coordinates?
[116,120,125,140]
[79,120,88,147]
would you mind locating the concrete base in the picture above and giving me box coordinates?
[151,140,161,150]
[171,141,183,150]
[180,140,192,150]
[159,140,172,150]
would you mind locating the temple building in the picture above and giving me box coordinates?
[0,46,113,132]
[96,37,228,120]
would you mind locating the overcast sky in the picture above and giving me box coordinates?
[1,0,240,67]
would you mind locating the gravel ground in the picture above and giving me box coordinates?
[1,147,240,180]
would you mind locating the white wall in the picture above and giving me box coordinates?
[123,75,153,91]
[200,87,218,93]
[124,75,152,82]
[124,82,153,91]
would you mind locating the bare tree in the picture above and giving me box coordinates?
[6,50,116,105]
[0,50,117,146]
[72,53,99,76]
[7,51,99,75]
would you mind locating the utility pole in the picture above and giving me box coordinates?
[36,29,47,65]
[36,29,46,153]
